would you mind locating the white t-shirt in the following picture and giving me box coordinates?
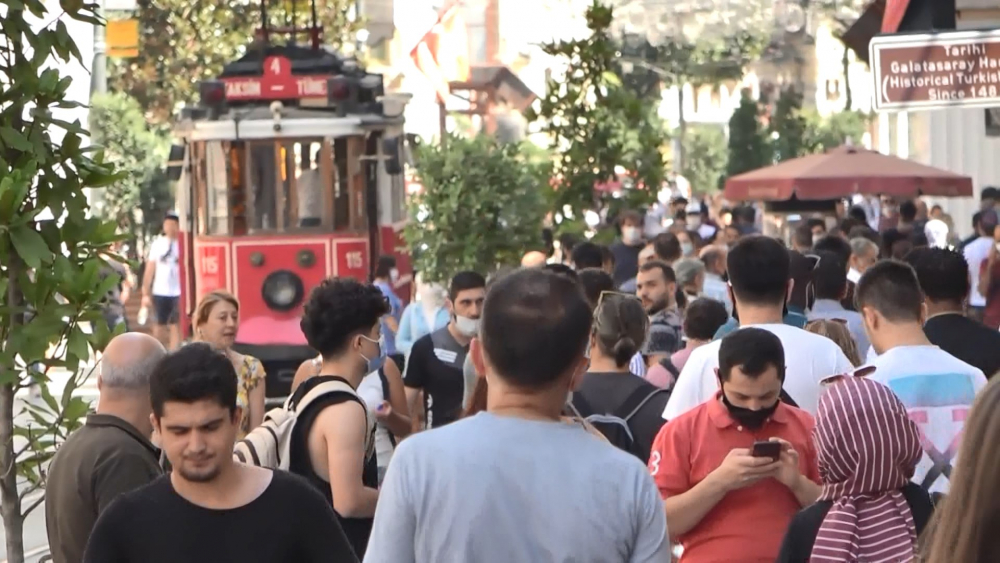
[662,323,854,420]
[357,370,395,478]
[865,345,986,495]
[148,236,180,297]
[963,237,993,307]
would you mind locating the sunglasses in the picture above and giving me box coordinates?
[820,365,877,386]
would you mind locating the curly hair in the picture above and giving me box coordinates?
[300,277,390,359]
[150,342,236,418]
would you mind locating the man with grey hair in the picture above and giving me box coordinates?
[848,237,880,284]
[673,257,706,305]
[698,245,732,313]
[46,333,167,563]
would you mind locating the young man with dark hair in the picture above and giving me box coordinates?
[610,209,646,286]
[367,268,669,562]
[637,261,684,363]
[905,247,1000,377]
[898,200,918,233]
[141,212,182,350]
[813,235,857,310]
[649,328,820,562]
[404,270,486,429]
[807,251,869,353]
[666,236,853,420]
[570,241,605,270]
[856,261,985,497]
[84,343,357,563]
[295,277,390,557]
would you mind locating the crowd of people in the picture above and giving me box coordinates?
[41,188,1000,562]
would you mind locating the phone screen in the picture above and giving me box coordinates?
[751,441,782,461]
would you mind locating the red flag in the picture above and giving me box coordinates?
[881,0,911,33]
[411,0,470,103]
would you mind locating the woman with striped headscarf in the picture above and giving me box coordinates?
[776,376,934,563]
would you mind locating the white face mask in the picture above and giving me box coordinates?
[455,315,480,337]
[686,216,701,229]
[390,268,400,283]
[622,226,641,245]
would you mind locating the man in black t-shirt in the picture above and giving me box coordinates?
[405,271,485,429]
[295,278,390,557]
[906,247,1000,377]
[84,343,357,563]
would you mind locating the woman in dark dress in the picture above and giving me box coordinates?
[776,376,933,562]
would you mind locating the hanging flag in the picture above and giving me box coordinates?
[881,0,911,33]
[410,0,471,103]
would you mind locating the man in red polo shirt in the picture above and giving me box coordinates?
[648,328,820,562]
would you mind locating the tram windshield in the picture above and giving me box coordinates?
[194,136,365,236]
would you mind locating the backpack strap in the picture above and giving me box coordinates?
[290,376,376,457]
[616,386,666,422]
[658,357,679,379]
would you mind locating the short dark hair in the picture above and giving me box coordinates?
[806,218,826,232]
[542,263,578,279]
[650,232,682,263]
[792,223,813,249]
[983,186,1000,201]
[848,225,881,247]
[577,268,615,309]
[813,235,852,264]
[727,236,790,306]
[571,242,605,270]
[718,327,785,382]
[682,298,729,341]
[150,343,237,418]
[618,209,642,227]
[848,205,868,224]
[373,255,396,279]
[813,251,848,300]
[905,247,970,304]
[972,211,984,230]
[301,278,390,359]
[449,271,486,300]
[899,200,918,222]
[855,260,923,323]
[639,260,676,283]
[480,269,592,388]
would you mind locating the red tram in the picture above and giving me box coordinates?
[173,25,411,401]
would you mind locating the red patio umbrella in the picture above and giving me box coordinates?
[724,145,973,201]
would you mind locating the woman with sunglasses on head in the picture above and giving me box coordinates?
[569,292,669,463]
[192,291,266,438]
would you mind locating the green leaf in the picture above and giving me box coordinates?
[0,127,32,151]
[9,224,51,269]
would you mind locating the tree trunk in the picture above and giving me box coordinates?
[0,260,24,563]
[842,45,852,111]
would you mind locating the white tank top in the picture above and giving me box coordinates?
[356,370,394,474]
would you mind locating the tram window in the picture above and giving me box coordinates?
[390,172,406,224]
[248,142,278,230]
[229,142,248,235]
[205,141,231,235]
[333,138,350,229]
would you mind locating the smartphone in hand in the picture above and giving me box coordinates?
[751,441,782,462]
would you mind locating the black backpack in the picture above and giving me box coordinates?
[572,386,666,460]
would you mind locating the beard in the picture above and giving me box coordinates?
[178,458,222,483]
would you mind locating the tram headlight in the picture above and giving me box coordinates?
[261,270,304,312]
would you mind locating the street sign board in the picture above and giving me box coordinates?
[870,29,1000,112]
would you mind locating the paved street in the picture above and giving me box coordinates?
[0,366,99,563]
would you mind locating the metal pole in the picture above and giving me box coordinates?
[91,0,106,95]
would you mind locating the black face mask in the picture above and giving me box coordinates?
[720,388,779,430]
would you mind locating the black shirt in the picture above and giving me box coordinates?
[572,372,669,463]
[82,471,358,563]
[610,241,643,286]
[775,482,934,563]
[403,327,468,428]
[924,313,1000,378]
[288,375,378,558]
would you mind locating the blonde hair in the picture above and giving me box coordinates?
[804,319,861,367]
[193,290,240,331]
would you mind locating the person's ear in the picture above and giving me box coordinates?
[569,355,589,390]
[714,368,722,389]
[919,301,928,325]
[471,338,487,378]
[232,406,243,426]
[149,413,159,434]
[446,298,455,315]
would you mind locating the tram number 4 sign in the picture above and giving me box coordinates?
[870,29,1000,112]
[222,56,330,102]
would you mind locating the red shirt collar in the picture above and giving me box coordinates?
[706,391,791,429]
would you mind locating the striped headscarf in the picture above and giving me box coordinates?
[809,377,922,563]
